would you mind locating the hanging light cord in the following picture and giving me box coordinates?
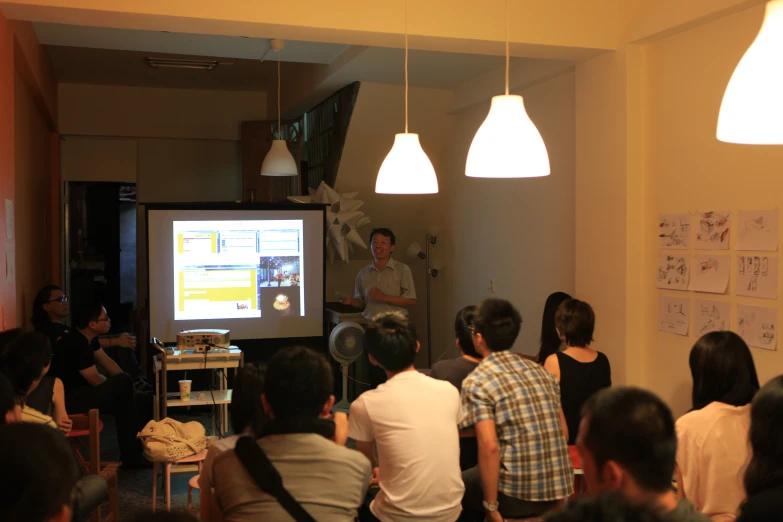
[404,0,409,133]
[505,0,509,95]
[277,52,282,137]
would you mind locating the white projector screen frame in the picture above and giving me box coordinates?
[146,203,325,342]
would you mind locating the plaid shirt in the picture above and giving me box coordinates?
[460,351,573,501]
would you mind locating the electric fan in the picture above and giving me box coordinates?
[329,321,365,412]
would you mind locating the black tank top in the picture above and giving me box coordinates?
[26,375,56,415]
[556,351,611,444]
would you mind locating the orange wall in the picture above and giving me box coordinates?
[0,13,16,330]
[0,12,57,329]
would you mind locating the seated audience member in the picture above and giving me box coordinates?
[32,285,148,390]
[546,492,667,522]
[211,346,371,522]
[536,291,572,363]
[430,305,481,391]
[676,331,759,522]
[0,372,22,424]
[0,421,108,522]
[349,312,464,522]
[544,299,611,444]
[0,331,71,432]
[0,423,81,522]
[460,298,572,521]
[737,374,783,522]
[430,305,481,470]
[200,362,268,519]
[577,387,709,522]
[50,302,148,467]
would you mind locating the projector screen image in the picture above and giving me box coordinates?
[148,207,324,342]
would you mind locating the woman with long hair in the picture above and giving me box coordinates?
[676,331,759,521]
[737,375,783,522]
[537,292,572,364]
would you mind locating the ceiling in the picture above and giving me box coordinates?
[36,22,552,92]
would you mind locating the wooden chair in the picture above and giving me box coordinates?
[72,409,121,522]
[66,413,104,473]
[151,449,208,512]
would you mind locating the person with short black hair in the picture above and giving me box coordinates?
[211,346,371,522]
[577,387,709,522]
[543,299,611,444]
[0,372,21,424]
[675,331,759,521]
[536,291,572,363]
[460,298,572,521]
[199,362,269,520]
[0,331,71,432]
[430,306,482,392]
[31,284,148,390]
[50,302,147,467]
[0,423,81,522]
[545,492,668,522]
[348,312,464,522]
[340,227,416,321]
[738,374,783,522]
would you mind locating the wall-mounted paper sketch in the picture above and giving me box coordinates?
[737,209,779,251]
[656,254,690,291]
[695,300,730,335]
[694,210,730,250]
[737,305,777,350]
[736,256,778,299]
[658,213,690,249]
[688,255,729,294]
[658,296,690,336]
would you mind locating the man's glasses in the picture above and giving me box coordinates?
[47,296,68,303]
[96,316,111,322]
[371,241,391,246]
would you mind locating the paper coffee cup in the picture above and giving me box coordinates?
[179,380,192,402]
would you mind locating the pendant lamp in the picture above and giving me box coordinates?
[261,39,298,176]
[465,0,550,178]
[717,0,783,144]
[375,0,439,194]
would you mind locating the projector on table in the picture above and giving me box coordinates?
[176,329,231,352]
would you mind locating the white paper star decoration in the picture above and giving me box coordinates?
[287,181,371,262]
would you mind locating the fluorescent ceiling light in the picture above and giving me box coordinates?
[146,57,221,71]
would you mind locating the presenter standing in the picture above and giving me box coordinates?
[341,228,417,320]
[341,228,416,389]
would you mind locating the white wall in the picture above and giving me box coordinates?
[446,71,577,357]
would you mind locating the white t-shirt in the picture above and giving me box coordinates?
[348,370,464,522]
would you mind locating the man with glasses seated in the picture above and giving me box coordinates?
[49,302,150,467]
[340,228,417,388]
[32,285,150,392]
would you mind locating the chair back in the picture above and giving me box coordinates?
[88,409,101,475]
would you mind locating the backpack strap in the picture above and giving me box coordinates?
[234,436,317,522]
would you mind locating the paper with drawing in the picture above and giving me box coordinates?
[658,214,690,249]
[738,305,777,350]
[694,211,730,250]
[658,296,690,336]
[736,256,778,300]
[695,300,730,335]
[689,255,729,293]
[656,254,689,291]
[737,209,778,251]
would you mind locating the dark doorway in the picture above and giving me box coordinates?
[66,182,136,332]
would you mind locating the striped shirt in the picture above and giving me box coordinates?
[460,351,573,501]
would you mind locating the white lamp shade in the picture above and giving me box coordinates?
[260,140,298,176]
[717,0,783,144]
[375,133,439,194]
[466,95,550,178]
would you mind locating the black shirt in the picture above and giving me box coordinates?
[429,357,480,393]
[557,351,611,444]
[35,320,71,348]
[51,330,101,394]
[738,487,783,522]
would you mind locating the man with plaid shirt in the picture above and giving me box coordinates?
[459,298,573,521]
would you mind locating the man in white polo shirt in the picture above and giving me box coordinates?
[348,312,464,522]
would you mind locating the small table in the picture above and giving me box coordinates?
[153,347,243,436]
